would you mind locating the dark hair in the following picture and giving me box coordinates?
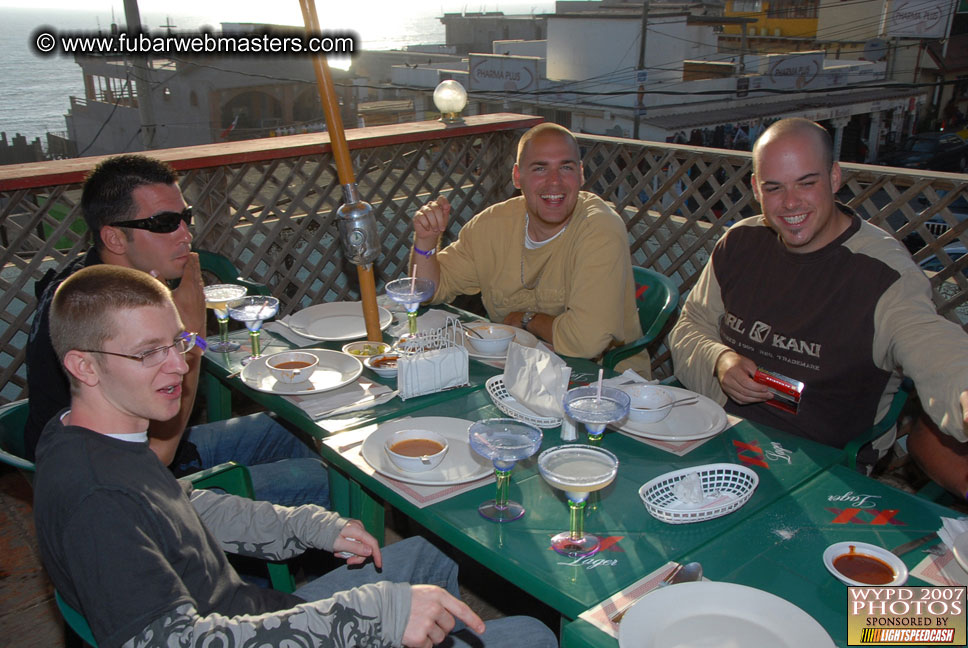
[81,155,178,248]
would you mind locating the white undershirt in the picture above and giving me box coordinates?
[524,213,567,250]
[59,410,149,443]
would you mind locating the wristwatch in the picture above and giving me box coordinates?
[520,311,536,330]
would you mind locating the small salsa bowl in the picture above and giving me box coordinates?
[624,384,675,423]
[342,341,391,359]
[364,353,399,379]
[384,429,449,473]
[266,351,319,384]
[465,323,515,355]
[822,541,908,586]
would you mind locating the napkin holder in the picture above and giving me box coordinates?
[397,318,469,400]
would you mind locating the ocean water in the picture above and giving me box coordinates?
[0,2,552,148]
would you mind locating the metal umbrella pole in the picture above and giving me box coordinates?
[298,0,383,342]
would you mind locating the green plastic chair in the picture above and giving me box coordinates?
[196,249,271,296]
[186,462,296,593]
[844,378,914,472]
[601,266,680,370]
[55,591,97,647]
[0,400,33,478]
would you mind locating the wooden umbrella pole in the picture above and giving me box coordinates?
[298,0,383,342]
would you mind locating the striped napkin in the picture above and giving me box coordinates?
[578,562,680,639]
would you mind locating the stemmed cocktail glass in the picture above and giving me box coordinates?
[203,284,247,353]
[469,418,543,522]
[538,444,618,557]
[385,277,436,337]
[563,386,630,442]
[227,296,279,364]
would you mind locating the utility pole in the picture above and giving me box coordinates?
[123,0,157,149]
[633,0,650,140]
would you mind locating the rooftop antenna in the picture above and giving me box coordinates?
[160,16,177,34]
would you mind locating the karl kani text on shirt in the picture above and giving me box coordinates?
[723,313,822,358]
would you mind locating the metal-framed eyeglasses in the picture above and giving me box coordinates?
[110,206,193,234]
[80,331,206,367]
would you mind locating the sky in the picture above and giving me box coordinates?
[0,0,558,25]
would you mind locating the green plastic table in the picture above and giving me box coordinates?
[561,463,961,647]
[318,387,843,623]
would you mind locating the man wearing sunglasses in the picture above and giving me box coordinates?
[26,154,331,510]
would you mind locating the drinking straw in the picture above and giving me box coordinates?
[411,264,417,293]
[596,368,603,402]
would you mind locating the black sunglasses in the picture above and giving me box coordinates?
[111,206,192,234]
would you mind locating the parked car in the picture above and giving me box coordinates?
[918,244,967,276]
[878,133,968,173]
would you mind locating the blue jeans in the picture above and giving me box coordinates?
[182,413,330,508]
[294,537,557,648]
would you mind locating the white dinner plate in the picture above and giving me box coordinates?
[953,531,968,573]
[618,581,834,648]
[240,349,362,395]
[822,541,908,586]
[615,386,728,441]
[461,326,538,360]
[360,416,492,486]
[287,302,393,341]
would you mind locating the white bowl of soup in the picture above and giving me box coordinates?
[384,429,449,473]
[267,351,319,384]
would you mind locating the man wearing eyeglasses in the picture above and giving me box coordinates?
[34,264,557,648]
[26,154,331,510]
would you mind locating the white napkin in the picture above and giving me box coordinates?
[397,345,469,400]
[285,379,394,420]
[504,341,572,418]
[602,369,657,388]
[939,516,968,549]
[264,317,316,347]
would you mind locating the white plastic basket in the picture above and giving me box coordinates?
[639,463,758,524]
[485,375,562,429]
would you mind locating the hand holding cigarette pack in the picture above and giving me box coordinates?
[753,367,804,414]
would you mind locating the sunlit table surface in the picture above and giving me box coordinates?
[560,463,960,648]
[199,305,503,440]
[319,385,844,622]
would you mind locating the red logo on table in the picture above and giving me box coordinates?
[732,439,769,469]
[826,508,905,526]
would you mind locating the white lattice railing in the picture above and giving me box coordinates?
[2,113,966,403]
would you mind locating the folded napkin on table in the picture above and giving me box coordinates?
[263,317,317,347]
[910,516,968,586]
[602,369,657,388]
[578,562,682,639]
[285,379,395,420]
[504,341,571,419]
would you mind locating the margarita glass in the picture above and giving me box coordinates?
[537,444,618,557]
[468,418,543,522]
[227,296,279,364]
[563,386,630,442]
[385,277,436,337]
[203,284,247,352]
